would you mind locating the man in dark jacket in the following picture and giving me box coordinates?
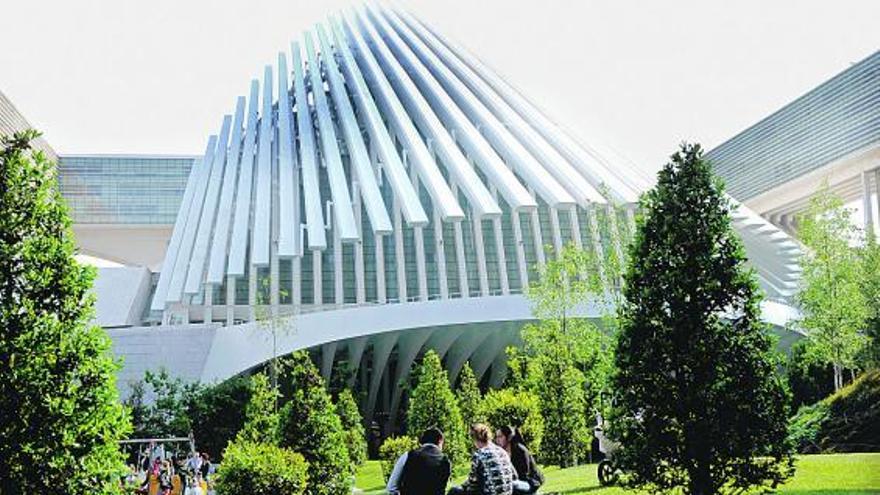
[386,427,452,495]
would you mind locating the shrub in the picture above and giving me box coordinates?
[215,440,308,495]
[788,403,831,453]
[378,435,419,483]
[189,374,253,459]
[480,388,544,456]
[278,352,353,495]
[237,373,279,445]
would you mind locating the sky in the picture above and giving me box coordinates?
[1,0,878,175]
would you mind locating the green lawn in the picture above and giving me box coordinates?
[354,453,880,494]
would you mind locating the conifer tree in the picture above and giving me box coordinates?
[278,352,352,495]
[610,143,793,495]
[0,131,130,494]
[456,362,483,430]
[335,388,367,470]
[407,350,468,467]
[237,373,279,445]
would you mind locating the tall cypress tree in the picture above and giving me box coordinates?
[0,131,129,494]
[407,351,467,467]
[456,361,483,431]
[278,351,352,495]
[335,388,367,470]
[609,144,793,495]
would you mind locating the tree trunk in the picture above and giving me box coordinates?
[833,364,843,391]
[689,461,713,495]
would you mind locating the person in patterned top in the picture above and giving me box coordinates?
[447,424,516,495]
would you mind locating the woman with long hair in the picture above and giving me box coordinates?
[495,426,543,494]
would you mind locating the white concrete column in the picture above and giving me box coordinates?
[864,170,875,236]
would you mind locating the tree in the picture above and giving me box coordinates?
[522,243,613,464]
[278,352,353,495]
[0,131,130,494]
[188,375,253,460]
[858,235,880,368]
[609,144,793,495]
[124,368,201,439]
[407,350,468,468]
[796,186,869,390]
[456,362,483,430]
[335,388,367,470]
[237,373,279,445]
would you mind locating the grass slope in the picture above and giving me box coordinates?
[354,453,880,494]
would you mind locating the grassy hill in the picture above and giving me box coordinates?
[790,370,880,453]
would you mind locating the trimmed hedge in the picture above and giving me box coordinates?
[215,440,308,495]
[378,435,419,483]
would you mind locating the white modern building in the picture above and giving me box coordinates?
[708,50,880,234]
[62,6,804,429]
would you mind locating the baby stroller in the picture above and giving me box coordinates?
[594,417,622,486]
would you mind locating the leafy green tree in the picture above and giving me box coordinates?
[278,352,352,495]
[215,440,309,495]
[407,350,468,468]
[787,340,834,410]
[479,388,544,455]
[124,369,201,438]
[189,375,253,459]
[237,373,280,445]
[796,186,869,390]
[335,388,367,470]
[858,235,880,368]
[532,344,590,466]
[456,362,483,430]
[610,144,793,495]
[0,131,130,494]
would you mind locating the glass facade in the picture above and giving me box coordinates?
[57,155,196,224]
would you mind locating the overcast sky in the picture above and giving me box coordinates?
[2,0,878,174]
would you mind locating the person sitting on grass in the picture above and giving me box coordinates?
[495,426,543,494]
[448,423,517,495]
[386,426,452,495]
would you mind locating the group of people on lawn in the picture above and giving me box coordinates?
[387,424,543,495]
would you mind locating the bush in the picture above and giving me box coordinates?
[480,388,544,456]
[189,375,253,459]
[788,402,831,453]
[378,435,419,483]
[215,440,308,495]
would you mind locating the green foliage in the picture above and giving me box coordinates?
[0,131,130,494]
[237,373,279,445]
[789,369,880,453]
[456,362,484,430]
[278,352,353,495]
[610,144,793,495]
[124,369,201,438]
[788,403,831,453]
[377,435,419,483]
[336,388,368,469]
[795,186,869,391]
[787,340,835,410]
[858,236,880,368]
[407,350,468,468]
[479,388,544,456]
[215,440,309,495]
[188,375,252,459]
[536,356,591,466]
